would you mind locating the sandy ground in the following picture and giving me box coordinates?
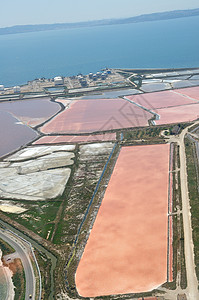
[0,204,27,214]
[138,298,158,300]
[79,142,114,157]
[76,144,170,297]
[17,116,48,127]
[0,250,15,300]
[55,98,73,107]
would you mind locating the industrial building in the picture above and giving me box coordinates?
[13,86,21,93]
[89,73,93,79]
[54,76,64,85]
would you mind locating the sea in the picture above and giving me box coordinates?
[0,15,199,87]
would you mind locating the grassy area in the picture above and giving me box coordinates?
[171,144,187,289]
[163,166,177,290]
[177,145,180,169]
[4,201,61,239]
[0,237,15,256]
[124,126,164,138]
[123,126,167,144]
[180,216,187,289]
[35,250,52,300]
[53,153,113,246]
[173,144,182,212]
[185,137,199,281]
[123,124,189,145]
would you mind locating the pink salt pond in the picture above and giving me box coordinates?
[75,144,170,297]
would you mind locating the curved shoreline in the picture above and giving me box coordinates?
[0,250,15,300]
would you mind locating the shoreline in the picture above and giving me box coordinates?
[0,8,199,36]
[0,250,15,300]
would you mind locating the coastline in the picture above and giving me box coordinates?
[0,8,199,36]
[0,250,15,300]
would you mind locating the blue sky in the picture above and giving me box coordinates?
[0,0,199,28]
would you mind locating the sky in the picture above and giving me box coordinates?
[0,0,199,28]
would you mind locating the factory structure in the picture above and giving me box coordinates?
[88,69,111,81]
[13,86,21,93]
[0,68,127,98]
[0,85,20,93]
[78,69,112,87]
[54,76,64,85]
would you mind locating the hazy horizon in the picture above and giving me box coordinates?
[0,0,199,28]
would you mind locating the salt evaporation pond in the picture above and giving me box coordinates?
[0,98,61,157]
[0,98,60,126]
[0,111,38,157]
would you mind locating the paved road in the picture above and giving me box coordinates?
[179,123,199,300]
[0,229,35,300]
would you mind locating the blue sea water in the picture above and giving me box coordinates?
[0,16,199,87]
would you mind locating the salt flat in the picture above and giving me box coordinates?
[11,152,75,174]
[79,143,114,161]
[5,145,75,161]
[0,168,71,201]
[0,145,75,201]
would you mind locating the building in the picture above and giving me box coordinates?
[0,85,4,91]
[54,76,64,85]
[96,72,101,78]
[89,73,93,79]
[171,125,180,135]
[13,86,21,93]
[80,80,87,87]
[101,72,107,80]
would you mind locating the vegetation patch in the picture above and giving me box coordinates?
[185,137,199,280]
[5,258,26,300]
[3,201,61,239]
[0,237,15,256]
[180,216,187,289]
[123,126,166,144]
[53,146,114,246]
[35,250,52,299]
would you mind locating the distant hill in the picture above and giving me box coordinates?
[1,8,199,35]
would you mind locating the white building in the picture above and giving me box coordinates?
[0,85,4,91]
[54,76,64,85]
[13,86,21,93]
